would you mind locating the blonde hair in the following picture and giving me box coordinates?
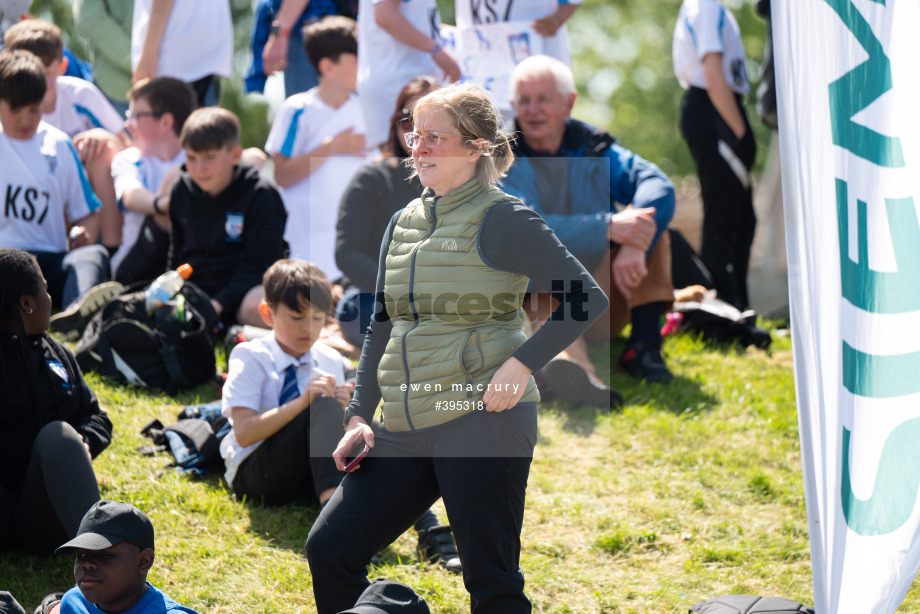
[409,83,515,187]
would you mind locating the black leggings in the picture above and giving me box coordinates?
[0,421,100,554]
[306,404,538,614]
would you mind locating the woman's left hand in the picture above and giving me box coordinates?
[482,357,531,412]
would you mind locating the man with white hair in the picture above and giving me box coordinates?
[503,54,676,400]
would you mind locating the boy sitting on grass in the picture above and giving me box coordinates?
[168,107,287,328]
[54,499,198,613]
[109,77,196,285]
[0,49,116,338]
[219,259,352,506]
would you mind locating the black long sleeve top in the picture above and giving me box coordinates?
[0,332,112,492]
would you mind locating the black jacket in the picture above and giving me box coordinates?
[168,163,287,317]
[0,332,112,492]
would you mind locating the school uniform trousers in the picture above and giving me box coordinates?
[679,86,757,310]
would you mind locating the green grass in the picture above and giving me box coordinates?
[4,327,920,612]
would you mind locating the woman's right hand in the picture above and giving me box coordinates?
[333,415,375,472]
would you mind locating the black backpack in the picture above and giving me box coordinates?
[689,595,814,613]
[75,282,218,395]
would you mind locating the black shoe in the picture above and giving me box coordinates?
[417,524,462,573]
[49,281,123,340]
[618,340,673,383]
[541,358,623,409]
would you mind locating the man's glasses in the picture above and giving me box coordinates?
[125,110,163,124]
[404,131,464,149]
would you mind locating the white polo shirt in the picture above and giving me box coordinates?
[220,333,346,486]
[0,121,101,253]
[673,0,749,95]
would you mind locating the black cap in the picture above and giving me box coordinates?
[55,500,155,555]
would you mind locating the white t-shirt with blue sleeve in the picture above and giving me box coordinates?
[43,76,125,138]
[673,0,749,95]
[0,121,101,253]
[265,89,374,282]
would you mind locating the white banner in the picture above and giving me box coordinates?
[775,1,920,612]
[441,21,544,123]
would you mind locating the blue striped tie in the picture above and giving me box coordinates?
[279,364,299,405]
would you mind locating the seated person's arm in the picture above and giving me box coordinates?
[69,210,100,248]
[119,168,179,218]
[373,0,460,81]
[230,374,336,448]
[73,128,130,162]
[272,127,367,188]
[608,144,675,244]
[67,351,113,458]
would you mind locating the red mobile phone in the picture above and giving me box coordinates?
[343,442,369,472]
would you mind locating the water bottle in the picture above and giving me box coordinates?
[145,264,193,315]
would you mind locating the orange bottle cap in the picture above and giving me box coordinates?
[177,263,193,279]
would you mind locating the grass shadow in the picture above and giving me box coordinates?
[242,498,318,554]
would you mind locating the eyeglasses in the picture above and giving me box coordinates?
[125,110,163,124]
[404,131,464,149]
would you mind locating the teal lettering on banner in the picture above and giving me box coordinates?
[841,418,920,535]
[836,179,920,313]
[824,0,904,167]
[842,343,920,397]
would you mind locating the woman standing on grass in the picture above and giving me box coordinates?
[0,248,112,554]
[306,83,608,613]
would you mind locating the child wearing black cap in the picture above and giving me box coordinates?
[54,500,199,614]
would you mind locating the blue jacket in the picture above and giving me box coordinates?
[503,118,675,272]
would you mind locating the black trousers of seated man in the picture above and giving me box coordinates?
[679,86,757,310]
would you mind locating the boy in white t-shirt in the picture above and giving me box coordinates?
[0,50,113,323]
[5,19,129,255]
[109,77,195,284]
[266,16,373,285]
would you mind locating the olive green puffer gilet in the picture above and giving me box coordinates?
[377,179,540,431]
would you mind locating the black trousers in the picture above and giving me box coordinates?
[305,404,538,614]
[679,86,757,310]
[232,397,345,506]
[0,422,100,554]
